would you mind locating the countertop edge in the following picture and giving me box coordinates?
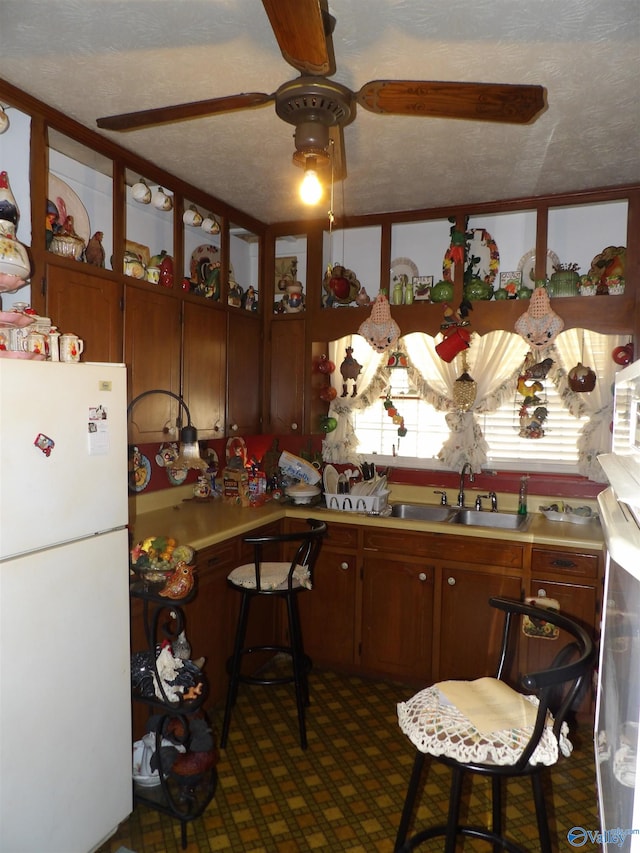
[130,498,604,554]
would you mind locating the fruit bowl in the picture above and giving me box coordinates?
[130,536,195,582]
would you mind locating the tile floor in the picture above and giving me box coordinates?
[98,668,600,852]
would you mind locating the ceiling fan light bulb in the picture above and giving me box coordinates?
[300,168,323,205]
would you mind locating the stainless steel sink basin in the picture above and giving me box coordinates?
[447,509,530,530]
[389,504,457,523]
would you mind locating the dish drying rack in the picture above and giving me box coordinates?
[324,490,390,514]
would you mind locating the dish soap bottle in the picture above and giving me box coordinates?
[518,475,528,515]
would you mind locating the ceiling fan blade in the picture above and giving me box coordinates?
[356,81,546,124]
[262,0,335,76]
[97,92,274,132]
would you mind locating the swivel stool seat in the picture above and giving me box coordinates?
[220,519,327,750]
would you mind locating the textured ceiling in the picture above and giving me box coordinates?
[0,0,638,225]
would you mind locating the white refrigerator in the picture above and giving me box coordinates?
[0,360,132,853]
[595,358,640,851]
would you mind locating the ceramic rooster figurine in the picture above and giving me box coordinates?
[159,561,196,599]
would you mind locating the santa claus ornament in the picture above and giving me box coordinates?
[358,291,401,353]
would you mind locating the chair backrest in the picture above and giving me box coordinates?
[489,596,595,769]
[242,519,327,591]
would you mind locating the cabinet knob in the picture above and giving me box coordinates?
[340,561,349,570]
[230,424,238,432]
[447,576,456,586]
[291,422,298,431]
[418,572,427,582]
[537,588,547,597]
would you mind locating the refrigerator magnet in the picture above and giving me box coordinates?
[34,433,55,456]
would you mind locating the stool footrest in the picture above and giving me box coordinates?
[400,824,527,853]
[226,645,312,687]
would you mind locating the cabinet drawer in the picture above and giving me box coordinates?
[364,529,523,569]
[287,518,359,550]
[531,548,599,578]
[197,539,238,575]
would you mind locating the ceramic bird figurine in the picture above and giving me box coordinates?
[524,357,554,380]
[85,231,105,267]
[159,561,195,599]
[0,171,19,226]
[171,629,191,661]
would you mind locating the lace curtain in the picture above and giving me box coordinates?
[321,327,624,481]
[404,330,530,472]
[550,328,627,482]
[322,335,385,463]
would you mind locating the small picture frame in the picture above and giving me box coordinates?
[413,275,433,301]
[500,270,522,288]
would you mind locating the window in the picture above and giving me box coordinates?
[348,329,622,475]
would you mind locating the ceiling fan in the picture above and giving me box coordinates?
[96,0,545,192]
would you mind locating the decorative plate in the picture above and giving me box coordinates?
[190,243,219,280]
[129,448,151,493]
[390,257,419,285]
[517,248,560,287]
[48,174,91,245]
[443,228,499,285]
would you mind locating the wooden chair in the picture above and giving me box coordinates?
[394,595,595,853]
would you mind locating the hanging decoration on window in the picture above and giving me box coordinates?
[358,291,401,353]
[453,350,477,412]
[340,347,362,397]
[514,286,564,349]
[515,352,554,439]
[435,303,471,362]
[383,389,407,437]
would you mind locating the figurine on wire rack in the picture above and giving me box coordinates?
[159,561,196,599]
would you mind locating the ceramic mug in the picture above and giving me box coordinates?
[145,266,160,284]
[60,333,84,362]
[201,214,220,235]
[152,187,173,211]
[183,205,203,227]
[131,179,151,204]
[22,330,47,355]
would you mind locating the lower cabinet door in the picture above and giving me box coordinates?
[296,549,357,668]
[437,567,523,682]
[361,557,434,682]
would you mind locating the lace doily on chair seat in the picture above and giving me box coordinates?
[397,678,571,767]
[228,561,311,591]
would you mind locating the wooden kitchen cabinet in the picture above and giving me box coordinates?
[361,555,434,682]
[524,545,602,714]
[45,261,123,363]
[226,310,262,436]
[266,316,305,434]
[436,564,523,682]
[293,521,359,669]
[182,299,226,439]
[124,283,182,442]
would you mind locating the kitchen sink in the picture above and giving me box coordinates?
[448,509,531,530]
[389,504,457,523]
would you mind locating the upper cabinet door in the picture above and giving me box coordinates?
[182,300,226,439]
[124,284,182,443]
[226,311,261,436]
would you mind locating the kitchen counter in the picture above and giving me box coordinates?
[130,485,604,553]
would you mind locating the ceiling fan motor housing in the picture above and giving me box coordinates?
[276,77,353,162]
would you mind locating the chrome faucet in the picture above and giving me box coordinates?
[457,462,475,507]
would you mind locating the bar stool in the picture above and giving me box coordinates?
[220,519,327,750]
[394,596,595,853]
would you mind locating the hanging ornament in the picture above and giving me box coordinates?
[568,331,596,392]
[514,286,564,348]
[340,347,362,397]
[383,390,407,437]
[452,350,477,412]
[316,354,335,374]
[515,352,551,439]
[358,291,401,353]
